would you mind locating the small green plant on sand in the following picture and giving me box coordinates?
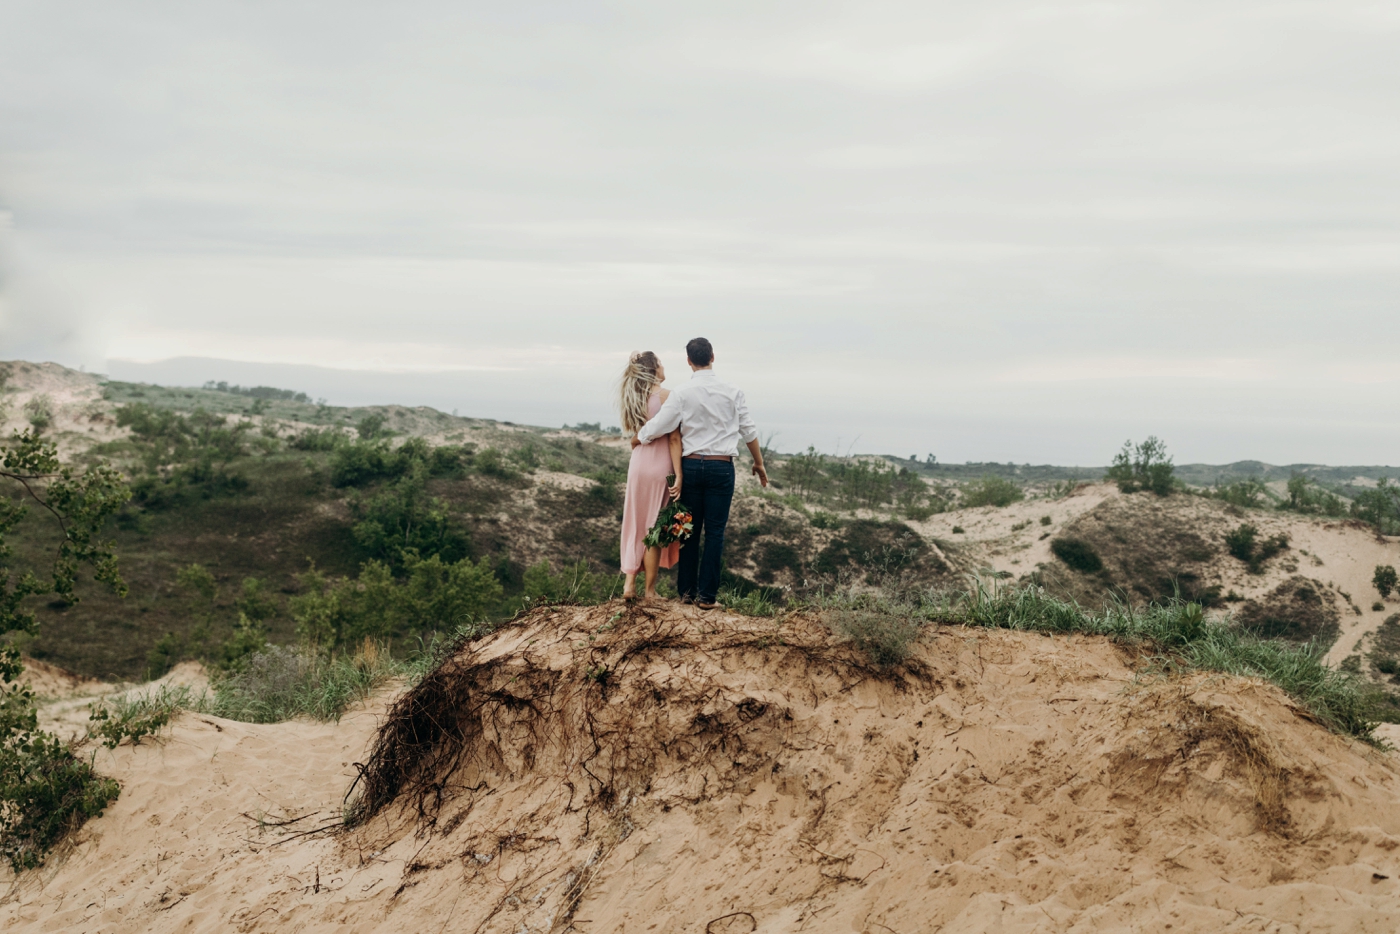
[87,685,196,749]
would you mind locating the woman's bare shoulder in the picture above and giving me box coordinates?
[657,388,672,402]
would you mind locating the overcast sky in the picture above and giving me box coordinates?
[2,2,1398,464]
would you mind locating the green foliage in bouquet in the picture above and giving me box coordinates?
[643,477,694,548]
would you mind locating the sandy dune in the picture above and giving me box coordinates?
[6,604,1400,933]
[912,482,1400,665]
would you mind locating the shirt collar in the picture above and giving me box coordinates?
[690,369,717,381]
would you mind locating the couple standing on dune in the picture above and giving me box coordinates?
[617,337,769,605]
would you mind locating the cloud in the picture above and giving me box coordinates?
[2,3,1399,462]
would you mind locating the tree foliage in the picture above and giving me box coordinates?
[0,428,131,869]
[1105,436,1175,496]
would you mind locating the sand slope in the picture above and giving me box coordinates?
[6,604,1400,933]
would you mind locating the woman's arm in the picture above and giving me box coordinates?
[667,429,683,499]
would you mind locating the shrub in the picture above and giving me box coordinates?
[349,469,471,566]
[825,608,922,666]
[1210,477,1269,508]
[219,612,269,672]
[1281,474,1347,517]
[1105,436,1174,495]
[1040,515,1052,526]
[1050,537,1103,573]
[1225,523,1289,574]
[22,395,53,432]
[951,526,965,534]
[290,554,503,650]
[1225,524,1257,562]
[475,447,516,479]
[87,685,193,749]
[288,426,346,451]
[961,476,1023,508]
[1375,602,1387,612]
[1351,479,1400,534]
[521,560,618,606]
[1374,565,1398,600]
[356,413,390,440]
[0,729,120,871]
[145,632,181,679]
[0,428,130,869]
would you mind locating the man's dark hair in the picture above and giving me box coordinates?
[686,337,714,367]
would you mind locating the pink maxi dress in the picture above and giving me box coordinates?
[620,393,681,574]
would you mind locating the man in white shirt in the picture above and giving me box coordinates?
[634,337,768,609]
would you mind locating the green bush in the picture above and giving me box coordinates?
[288,426,346,451]
[1281,474,1347,517]
[475,447,516,479]
[1105,436,1174,495]
[521,560,615,605]
[1050,537,1104,573]
[22,395,53,432]
[1225,523,1289,574]
[0,729,119,871]
[290,553,504,650]
[349,469,470,566]
[1374,565,1397,600]
[1210,477,1270,508]
[961,476,1023,508]
[1351,479,1400,534]
[0,428,130,869]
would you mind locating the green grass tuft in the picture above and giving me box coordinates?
[204,642,405,723]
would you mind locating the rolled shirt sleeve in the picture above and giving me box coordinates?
[635,389,684,445]
[735,389,758,445]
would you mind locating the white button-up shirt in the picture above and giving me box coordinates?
[636,369,758,457]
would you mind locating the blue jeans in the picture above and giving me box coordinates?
[677,459,735,604]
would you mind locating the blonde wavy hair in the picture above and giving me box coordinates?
[617,351,662,435]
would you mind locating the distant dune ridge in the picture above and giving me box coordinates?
[7,603,1400,933]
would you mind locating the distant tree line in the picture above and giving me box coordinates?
[203,381,311,403]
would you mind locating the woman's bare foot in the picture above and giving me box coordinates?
[642,590,660,602]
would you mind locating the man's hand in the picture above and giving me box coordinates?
[744,437,769,488]
[630,435,641,449]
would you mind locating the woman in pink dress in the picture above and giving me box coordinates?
[618,351,682,601]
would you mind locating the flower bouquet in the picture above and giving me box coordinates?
[644,477,694,548]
